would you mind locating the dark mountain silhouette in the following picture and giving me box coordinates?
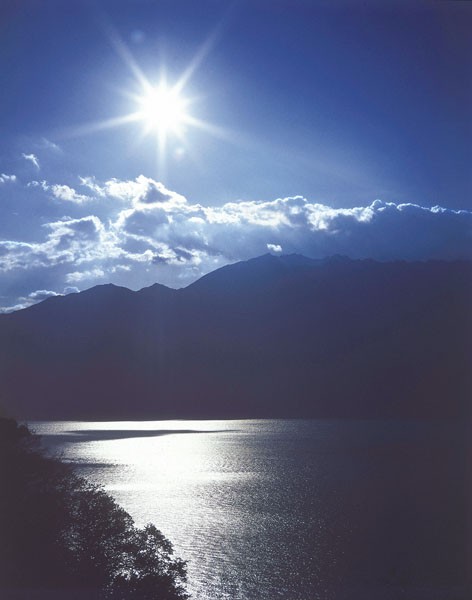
[0,254,470,420]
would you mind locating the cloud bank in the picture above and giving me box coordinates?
[0,174,471,311]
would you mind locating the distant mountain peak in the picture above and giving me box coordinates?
[247,253,351,267]
[0,255,470,420]
[137,282,176,300]
[80,283,132,297]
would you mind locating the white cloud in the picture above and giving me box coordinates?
[0,173,16,184]
[80,174,187,209]
[63,286,80,294]
[28,289,61,301]
[4,176,472,276]
[49,184,91,204]
[0,215,119,273]
[65,268,105,283]
[1,173,472,311]
[33,181,91,203]
[0,240,37,271]
[110,264,131,273]
[79,176,107,197]
[0,302,31,314]
[22,153,40,169]
[77,176,472,269]
[0,289,61,313]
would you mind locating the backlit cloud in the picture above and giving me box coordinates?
[0,173,471,312]
[66,268,106,283]
[31,181,91,204]
[49,184,91,204]
[28,289,61,301]
[80,174,187,208]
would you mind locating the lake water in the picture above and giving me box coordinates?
[31,419,467,600]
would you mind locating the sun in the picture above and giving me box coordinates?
[137,84,189,136]
[61,28,230,179]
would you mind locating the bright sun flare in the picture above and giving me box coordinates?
[137,84,188,136]
[65,31,226,178]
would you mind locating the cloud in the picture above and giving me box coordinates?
[0,288,61,313]
[65,268,105,283]
[43,216,119,265]
[31,181,91,204]
[4,176,472,274]
[79,176,107,197]
[49,184,91,204]
[0,174,16,184]
[40,138,62,153]
[22,153,40,169]
[98,177,472,276]
[63,286,80,295]
[79,174,186,208]
[28,289,61,301]
[0,215,118,273]
[0,302,31,314]
[1,173,471,311]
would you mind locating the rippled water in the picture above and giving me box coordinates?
[31,419,467,600]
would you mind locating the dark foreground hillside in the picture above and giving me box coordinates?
[0,418,189,599]
[0,255,470,419]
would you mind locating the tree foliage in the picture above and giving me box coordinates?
[0,418,189,599]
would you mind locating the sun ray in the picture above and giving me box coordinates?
[56,112,142,140]
[55,26,239,178]
[173,30,220,96]
[104,23,151,92]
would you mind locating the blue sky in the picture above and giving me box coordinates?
[0,0,471,311]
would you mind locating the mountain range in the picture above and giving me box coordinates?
[0,254,470,420]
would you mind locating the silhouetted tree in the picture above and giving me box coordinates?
[0,418,189,599]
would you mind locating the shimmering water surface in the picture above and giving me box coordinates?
[31,420,466,600]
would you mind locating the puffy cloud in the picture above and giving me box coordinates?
[0,288,60,313]
[59,176,472,267]
[32,181,91,203]
[1,173,471,311]
[0,174,16,184]
[5,177,472,272]
[22,153,40,169]
[49,184,91,204]
[79,176,107,197]
[0,302,31,314]
[65,268,105,283]
[43,216,120,265]
[0,240,37,271]
[0,215,118,272]
[28,289,61,301]
[95,177,471,279]
[63,286,80,295]
[79,175,186,208]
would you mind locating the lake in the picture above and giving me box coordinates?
[31,419,467,600]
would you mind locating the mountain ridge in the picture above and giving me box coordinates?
[5,253,470,317]
[0,254,470,420]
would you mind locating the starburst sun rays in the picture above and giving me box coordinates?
[57,28,229,178]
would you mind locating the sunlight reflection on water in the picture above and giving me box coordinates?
[31,419,465,600]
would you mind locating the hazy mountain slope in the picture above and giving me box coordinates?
[0,255,470,419]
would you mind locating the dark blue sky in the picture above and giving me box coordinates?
[0,0,471,311]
